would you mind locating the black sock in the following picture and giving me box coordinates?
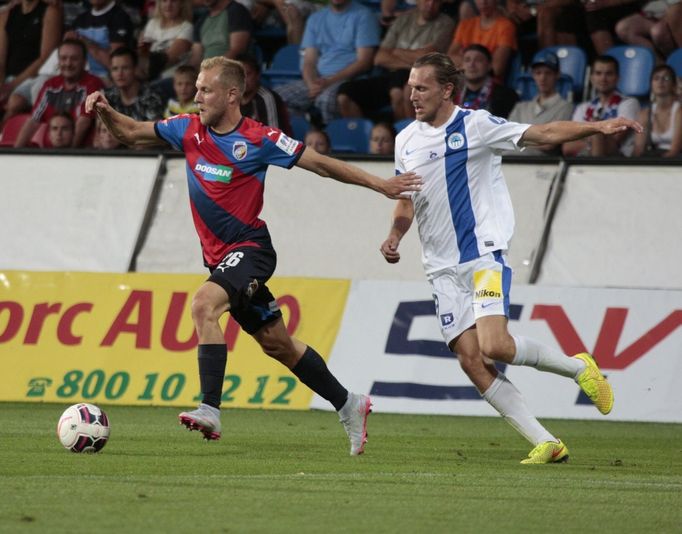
[198,344,227,408]
[291,346,348,411]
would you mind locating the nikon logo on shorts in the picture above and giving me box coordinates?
[194,163,233,183]
[473,270,502,302]
[474,288,501,299]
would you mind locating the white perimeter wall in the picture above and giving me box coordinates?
[0,155,161,272]
[537,164,682,289]
[135,159,557,283]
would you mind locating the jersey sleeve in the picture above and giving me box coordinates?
[260,127,304,169]
[473,110,530,152]
[154,114,192,151]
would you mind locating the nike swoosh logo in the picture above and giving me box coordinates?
[551,446,565,458]
[481,302,496,308]
[405,147,417,156]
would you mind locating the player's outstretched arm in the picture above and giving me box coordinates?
[521,117,643,146]
[380,198,414,264]
[296,147,421,199]
[85,91,164,147]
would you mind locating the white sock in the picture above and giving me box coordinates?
[511,335,584,379]
[483,373,556,445]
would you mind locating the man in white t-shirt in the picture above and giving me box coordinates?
[563,55,641,157]
[380,52,640,464]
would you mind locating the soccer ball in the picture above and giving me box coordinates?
[57,403,110,453]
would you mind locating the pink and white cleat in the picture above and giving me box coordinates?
[338,393,372,455]
[178,403,221,441]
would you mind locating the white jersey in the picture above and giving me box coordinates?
[395,107,530,275]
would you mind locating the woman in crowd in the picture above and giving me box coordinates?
[633,64,682,157]
[137,0,193,81]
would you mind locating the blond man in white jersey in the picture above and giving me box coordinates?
[380,52,642,464]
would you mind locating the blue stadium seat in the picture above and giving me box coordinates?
[326,118,373,153]
[538,46,587,98]
[290,115,310,141]
[666,48,682,77]
[261,44,302,88]
[605,45,656,99]
[394,118,413,134]
[514,73,574,101]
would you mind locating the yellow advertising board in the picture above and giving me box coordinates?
[0,272,350,409]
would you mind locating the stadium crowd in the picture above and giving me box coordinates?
[1,0,681,155]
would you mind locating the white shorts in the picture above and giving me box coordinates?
[427,251,512,345]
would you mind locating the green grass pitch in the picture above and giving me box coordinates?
[1,403,681,533]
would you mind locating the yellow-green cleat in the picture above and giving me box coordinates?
[574,352,614,415]
[521,440,569,464]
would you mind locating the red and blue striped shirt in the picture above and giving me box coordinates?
[155,114,304,267]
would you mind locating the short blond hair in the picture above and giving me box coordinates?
[153,0,192,22]
[200,57,246,95]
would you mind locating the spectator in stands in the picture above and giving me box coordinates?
[447,0,517,82]
[563,55,641,157]
[455,44,518,118]
[137,0,194,82]
[103,47,165,120]
[650,1,682,58]
[584,0,645,55]
[238,53,292,135]
[251,0,318,44]
[536,0,588,49]
[93,115,124,148]
[47,111,76,148]
[633,64,682,157]
[379,0,417,27]
[614,0,668,60]
[0,0,62,126]
[504,0,539,61]
[507,50,574,155]
[164,65,199,117]
[304,127,331,153]
[336,0,455,122]
[369,122,395,155]
[64,0,135,80]
[274,0,381,125]
[14,39,106,147]
[190,0,253,65]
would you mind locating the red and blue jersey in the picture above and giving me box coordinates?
[154,114,304,267]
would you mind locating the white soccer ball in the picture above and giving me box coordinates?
[57,403,110,453]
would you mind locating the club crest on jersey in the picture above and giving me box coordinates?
[232,141,247,160]
[447,132,465,150]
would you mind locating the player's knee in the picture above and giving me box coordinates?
[260,338,296,365]
[190,293,221,327]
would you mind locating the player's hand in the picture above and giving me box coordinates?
[380,171,422,199]
[597,117,643,136]
[85,91,111,114]
[380,235,401,263]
